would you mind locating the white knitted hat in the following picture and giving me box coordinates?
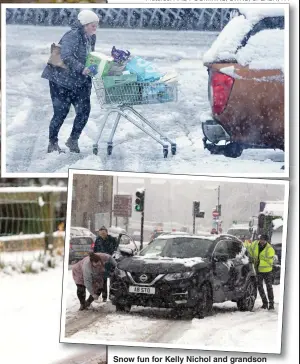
[78,10,99,26]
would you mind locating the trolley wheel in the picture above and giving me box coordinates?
[107,145,113,156]
[163,148,168,158]
[171,144,177,156]
[93,146,98,155]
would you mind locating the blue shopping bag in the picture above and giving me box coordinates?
[125,57,162,82]
[142,84,173,103]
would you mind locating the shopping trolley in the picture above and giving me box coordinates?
[92,75,178,158]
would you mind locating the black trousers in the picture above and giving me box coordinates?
[102,277,108,300]
[257,272,274,305]
[49,81,91,143]
[76,284,102,305]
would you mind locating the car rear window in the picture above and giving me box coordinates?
[71,237,92,245]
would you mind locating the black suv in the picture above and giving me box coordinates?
[109,234,257,317]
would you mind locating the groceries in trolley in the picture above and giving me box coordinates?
[86,47,178,105]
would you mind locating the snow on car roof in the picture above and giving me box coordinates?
[238,8,285,21]
[272,218,283,230]
[203,15,253,64]
[203,13,284,72]
[262,203,284,217]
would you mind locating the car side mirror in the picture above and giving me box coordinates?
[213,252,229,262]
[119,246,134,257]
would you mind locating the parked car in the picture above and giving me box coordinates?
[70,226,96,241]
[149,229,165,243]
[201,10,284,158]
[227,224,255,241]
[69,236,95,264]
[110,233,257,316]
[118,233,139,254]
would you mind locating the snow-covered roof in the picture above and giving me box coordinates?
[262,202,284,217]
[272,218,284,230]
[203,12,284,72]
[238,8,285,22]
[203,15,253,64]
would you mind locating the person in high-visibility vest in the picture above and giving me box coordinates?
[248,234,275,310]
[243,239,252,251]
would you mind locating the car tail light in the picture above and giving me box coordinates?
[210,71,234,115]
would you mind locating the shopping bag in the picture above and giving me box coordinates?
[125,56,163,82]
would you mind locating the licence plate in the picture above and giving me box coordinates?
[129,286,155,294]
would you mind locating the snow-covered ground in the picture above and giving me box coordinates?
[0,249,44,264]
[0,262,106,364]
[63,269,282,354]
[4,26,284,175]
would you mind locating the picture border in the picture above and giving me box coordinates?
[59,168,289,354]
[0,2,289,179]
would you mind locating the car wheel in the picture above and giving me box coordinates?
[196,282,213,318]
[223,143,243,158]
[237,279,257,311]
[115,302,131,313]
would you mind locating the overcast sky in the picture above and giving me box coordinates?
[113,176,286,232]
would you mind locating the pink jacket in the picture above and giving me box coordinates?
[72,253,116,295]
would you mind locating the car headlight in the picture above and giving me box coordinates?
[164,271,194,281]
[115,267,127,278]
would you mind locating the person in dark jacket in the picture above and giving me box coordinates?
[93,226,119,301]
[42,10,99,154]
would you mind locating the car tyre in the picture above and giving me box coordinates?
[223,142,243,158]
[237,278,257,311]
[115,302,131,313]
[196,282,213,318]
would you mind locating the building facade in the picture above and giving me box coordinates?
[71,174,113,233]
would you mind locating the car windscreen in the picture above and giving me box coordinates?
[139,237,213,258]
[227,229,251,240]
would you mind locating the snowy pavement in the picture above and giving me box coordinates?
[4,26,284,175]
[63,270,282,354]
[0,263,106,364]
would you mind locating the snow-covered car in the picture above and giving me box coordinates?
[110,233,257,316]
[117,233,139,254]
[227,224,254,241]
[201,9,285,158]
[69,236,94,265]
[70,226,96,242]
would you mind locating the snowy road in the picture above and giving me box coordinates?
[4,25,284,175]
[63,270,282,354]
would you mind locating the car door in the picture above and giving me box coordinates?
[211,240,235,302]
[118,233,138,254]
[226,239,246,291]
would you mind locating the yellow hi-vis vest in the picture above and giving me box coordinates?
[248,241,275,273]
[243,240,252,251]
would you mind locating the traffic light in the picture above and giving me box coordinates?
[193,201,200,215]
[135,189,145,212]
[196,211,205,218]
